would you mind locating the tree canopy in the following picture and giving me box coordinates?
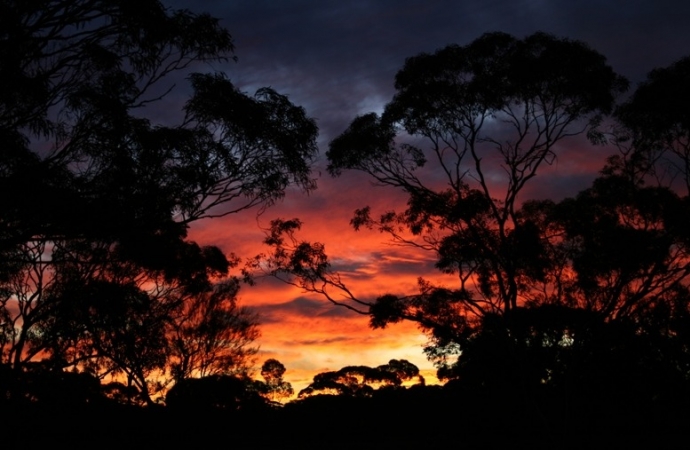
[0,0,318,405]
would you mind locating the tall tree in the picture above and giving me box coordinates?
[255,358,294,402]
[259,32,627,365]
[0,0,318,403]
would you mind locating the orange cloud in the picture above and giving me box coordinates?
[188,173,457,392]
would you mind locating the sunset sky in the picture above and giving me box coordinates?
[159,0,690,392]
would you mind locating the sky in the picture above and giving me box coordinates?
[160,0,690,393]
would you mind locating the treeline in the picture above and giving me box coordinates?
[4,362,688,447]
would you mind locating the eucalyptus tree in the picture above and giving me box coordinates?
[0,0,318,403]
[261,32,627,362]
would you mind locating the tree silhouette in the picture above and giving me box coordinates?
[258,31,627,363]
[169,280,260,384]
[298,359,422,398]
[258,42,690,420]
[545,174,690,317]
[255,358,294,403]
[35,278,172,404]
[165,374,266,412]
[616,56,690,195]
[0,0,318,403]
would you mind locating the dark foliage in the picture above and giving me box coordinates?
[165,374,267,412]
[298,359,423,398]
[0,0,317,405]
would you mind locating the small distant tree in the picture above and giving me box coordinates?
[298,360,422,398]
[255,358,294,403]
